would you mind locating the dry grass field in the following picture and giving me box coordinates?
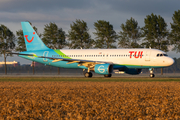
[1,79,180,119]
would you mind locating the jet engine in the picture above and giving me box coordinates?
[94,64,113,75]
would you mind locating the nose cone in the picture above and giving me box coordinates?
[166,57,174,66]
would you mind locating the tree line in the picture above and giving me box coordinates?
[0,10,180,74]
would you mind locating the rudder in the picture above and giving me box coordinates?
[21,22,49,51]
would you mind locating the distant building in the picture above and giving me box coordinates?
[21,64,31,67]
[31,62,44,67]
[0,61,20,67]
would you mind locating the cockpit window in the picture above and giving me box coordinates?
[157,53,168,57]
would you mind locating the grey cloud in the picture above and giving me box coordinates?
[0,0,92,13]
[1,0,179,23]
[1,0,179,32]
[97,0,180,17]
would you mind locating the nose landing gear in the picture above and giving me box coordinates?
[149,68,155,78]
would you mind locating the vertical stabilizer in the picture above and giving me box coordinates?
[21,22,49,51]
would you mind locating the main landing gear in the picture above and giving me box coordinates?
[84,72,93,77]
[83,69,112,78]
[149,68,155,78]
[83,69,93,78]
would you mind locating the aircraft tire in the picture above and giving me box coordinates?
[104,74,112,77]
[84,72,93,78]
[89,72,93,77]
[149,74,155,78]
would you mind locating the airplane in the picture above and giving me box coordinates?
[12,22,174,78]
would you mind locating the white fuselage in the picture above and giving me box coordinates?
[57,48,174,68]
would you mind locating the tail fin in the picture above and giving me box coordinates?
[21,22,49,51]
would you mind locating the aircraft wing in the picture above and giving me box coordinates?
[10,52,114,68]
[38,56,113,67]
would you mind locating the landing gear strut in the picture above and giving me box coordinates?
[104,74,112,77]
[149,68,155,78]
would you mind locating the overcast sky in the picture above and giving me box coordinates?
[0,0,180,64]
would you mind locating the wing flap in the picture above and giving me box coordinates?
[66,61,80,64]
[52,59,63,62]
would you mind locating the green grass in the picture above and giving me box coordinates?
[0,77,180,82]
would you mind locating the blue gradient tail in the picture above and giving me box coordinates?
[21,22,49,51]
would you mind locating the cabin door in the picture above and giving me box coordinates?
[43,51,49,62]
[145,50,151,61]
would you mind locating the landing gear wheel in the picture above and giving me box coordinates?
[104,74,112,77]
[149,74,155,78]
[84,72,93,78]
[149,68,155,78]
[89,72,93,77]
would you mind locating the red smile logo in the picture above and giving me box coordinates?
[25,32,35,43]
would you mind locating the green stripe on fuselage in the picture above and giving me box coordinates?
[54,49,71,59]
[114,64,164,69]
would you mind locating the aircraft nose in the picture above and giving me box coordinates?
[167,57,174,66]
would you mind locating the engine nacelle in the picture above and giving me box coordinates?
[94,64,113,75]
[124,68,142,75]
